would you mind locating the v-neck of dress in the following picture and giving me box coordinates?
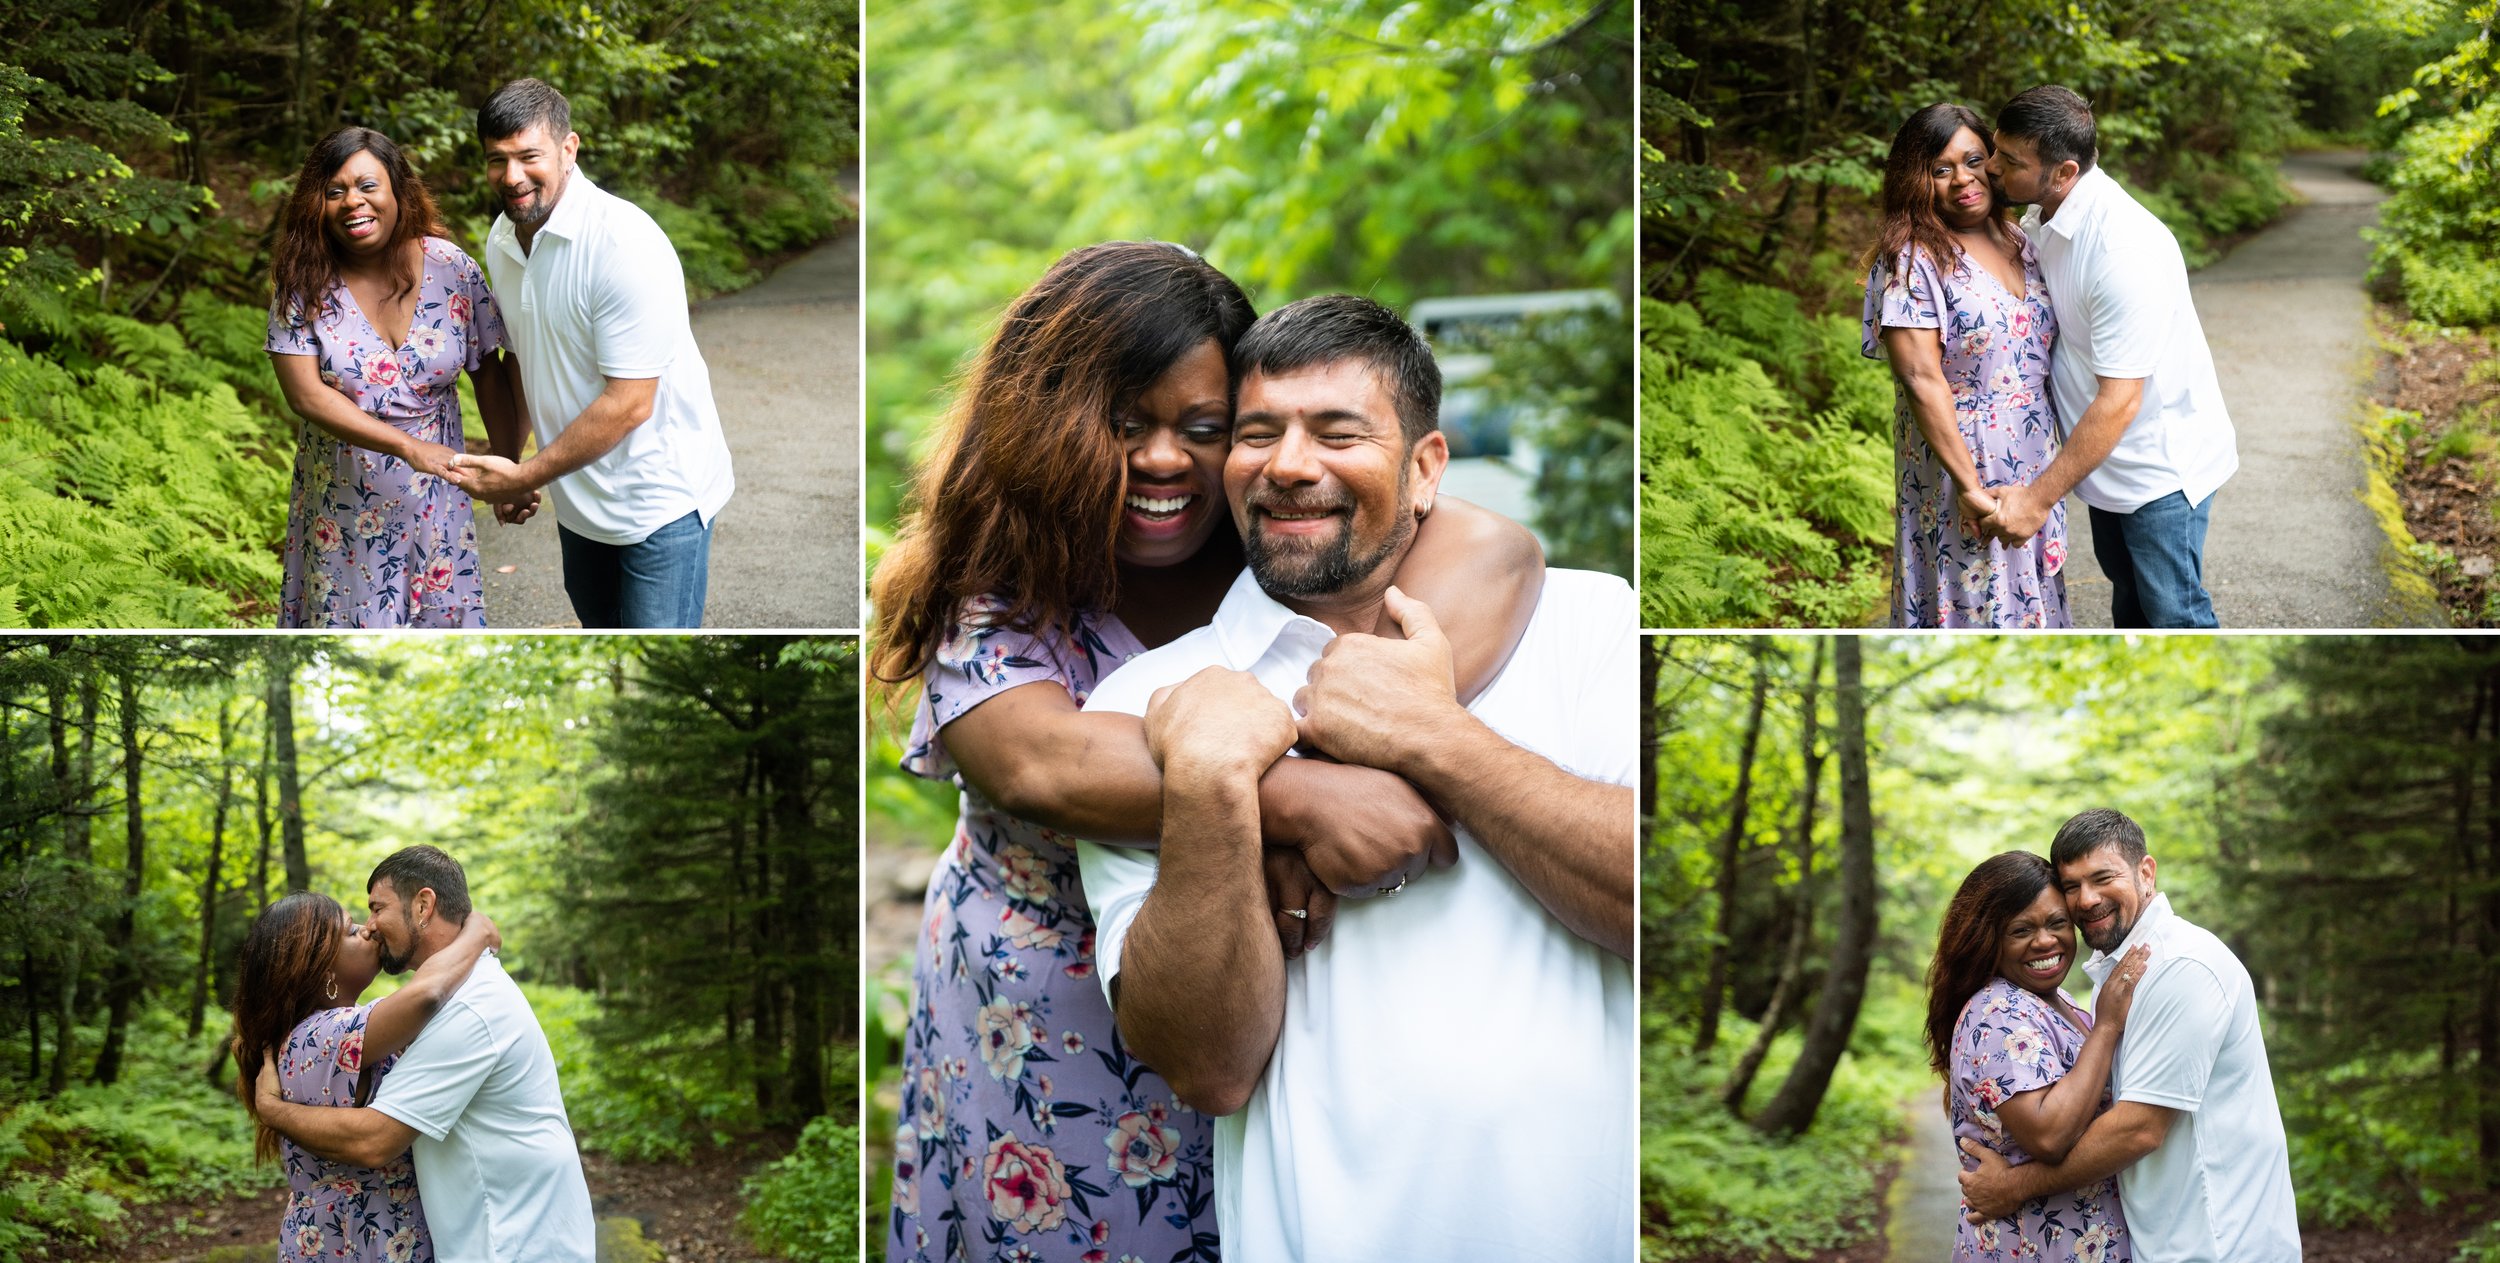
[1955,232,2033,305]
[339,246,431,353]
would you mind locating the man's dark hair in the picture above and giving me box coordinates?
[1231,293,1441,444]
[2049,808,2147,871]
[1996,85,2097,176]
[478,79,571,146]
[368,845,471,923]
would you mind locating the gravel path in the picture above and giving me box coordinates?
[1885,1092,1961,1263]
[2062,150,2439,628]
[475,222,862,629]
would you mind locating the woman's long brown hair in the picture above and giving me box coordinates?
[270,127,447,325]
[1923,850,2059,1076]
[869,241,1256,695]
[230,891,347,1163]
[1865,103,2006,287]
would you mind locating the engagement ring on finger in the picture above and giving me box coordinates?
[1284,908,1309,920]
[1384,876,1408,897]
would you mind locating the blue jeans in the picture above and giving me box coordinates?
[558,510,711,628]
[2088,491,2217,628]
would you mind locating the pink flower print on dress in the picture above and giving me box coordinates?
[408,325,448,358]
[1104,1110,1183,1187]
[981,1134,1072,1233]
[355,508,388,541]
[310,516,344,553]
[448,291,471,323]
[363,352,403,388]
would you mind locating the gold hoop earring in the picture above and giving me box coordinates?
[325,973,338,1002]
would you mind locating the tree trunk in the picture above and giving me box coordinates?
[267,648,309,892]
[93,666,147,1085]
[253,697,274,912]
[46,670,101,1096]
[1697,641,1772,1054]
[2483,669,2500,1183]
[190,700,236,1038]
[1726,638,1826,1112]
[1640,635,1660,848]
[1753,636,1876,1137]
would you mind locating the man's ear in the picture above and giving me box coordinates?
[2137,853,2158,894]
[2055,159,2082,194]
[1408,430,1450,515]
[562,131,581,166]
[411,886,437,925]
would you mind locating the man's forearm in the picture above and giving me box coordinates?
[1405,716,1633,958]
[1995,1102,2166,1203]
[2031,380,2143,504]
[1112,755,1285,1116]
[257,1097,407,1168]
[515,382,653,488]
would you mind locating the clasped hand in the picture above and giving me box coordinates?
[1972,482,2051,545]
[438,453,542,525]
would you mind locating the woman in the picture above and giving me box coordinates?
[266,126,523,628]
[1862,103,2068,628]
[231,891,501,1262]
[868,241,1543,1262]
[1925,852,2149,1261]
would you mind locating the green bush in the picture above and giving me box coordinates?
[1641,979,1932,1261]
[740,1113,862,1263]
[2278,1049,2481,1229]
[1638,279,1892,628]
[529,982,759,1162]
[2369,12,2499,328]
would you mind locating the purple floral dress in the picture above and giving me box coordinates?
[1863,231,2070,628]
[276,1004,431,1263]
[266,236,503,628]
[1949,978,2130,1263]
[888,601,1217,1263]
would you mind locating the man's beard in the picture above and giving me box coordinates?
[376,908,418,974]
[504,165,569,228]
[1243,480,1414,599]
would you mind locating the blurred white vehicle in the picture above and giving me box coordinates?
[1411,289,1617,545]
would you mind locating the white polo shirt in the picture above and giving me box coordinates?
[2083,893,2300,1262]
[2023,166,2238,513]
[1075,567,1638,1263]
[369,955,595,1263]
[484,171,734,545]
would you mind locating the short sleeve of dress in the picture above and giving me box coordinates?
[1954,981,2070,1105]
[457,245,507,371]
[266,296,318,356]
[1861,246,1945,358]
[900,598,1083,784]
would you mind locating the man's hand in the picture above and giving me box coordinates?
[1144,667,1296,777]
[1278,760,1456,896]
[493,490,541,525]
[255,1057,285,1112]
[1263,848,1337,958]
[1959,1138,2024,1221]
[1294,586,1465,774]
[447,452,539,503]
[1979,482,2053,545]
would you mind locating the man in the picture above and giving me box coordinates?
[1959,809,2300,1261]
[447,78,736,628]
[1978,86,2238,628]
[1072,295,1637,1262]
[253,846,595,1262]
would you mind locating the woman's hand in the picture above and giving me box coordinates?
[1264,758,1456,895]
[465,911,502,954]
[1143,667,1296,777]
[1262,848,1337,958]
[2095,943,2152,1032]
[1957,485,2002,534]
[400,439,461,480]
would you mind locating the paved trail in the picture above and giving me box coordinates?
[2061,150,2436,628]
[476,222,861,629]
[1886,1093,1961,1263]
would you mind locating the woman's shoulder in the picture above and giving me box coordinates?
[1953,976,2051,1031]
[285,1002,368,1049]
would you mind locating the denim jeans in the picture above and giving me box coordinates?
[2087,491,2217,628]
[558,510,711,628]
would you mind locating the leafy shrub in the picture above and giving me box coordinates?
[2369,13,2499,327]
[2278,1049,2481,1229]
[1639,278,1892,628]
[1641,979,1932,1261]
[529,982,759,1162]
[740,1113,862,1263]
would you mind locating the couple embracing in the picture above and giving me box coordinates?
[1928,810,2300,1262]
[872,244,1636,1261]
[266,78,732,629]
[229,845,591,1262]
[1867,86,2239,629]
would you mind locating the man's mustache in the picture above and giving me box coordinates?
[1246,492,1352,518]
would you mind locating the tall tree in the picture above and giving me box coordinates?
[188,697,235,1038]
[1725,636,1824,1112]
[1696,639,1770,1053]
[91,654,148,1085]
[264,642,308,893]
[1752,635,1874,1137]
